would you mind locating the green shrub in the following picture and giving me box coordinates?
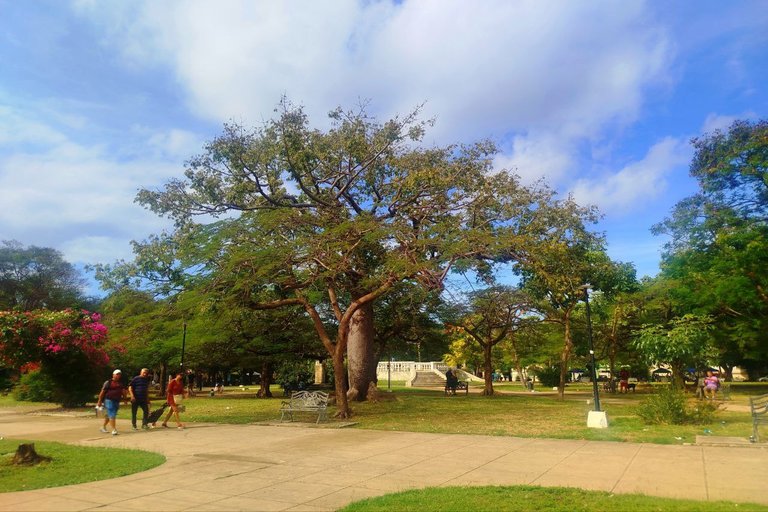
[534,366,560,388]
[637,385,717,425]
[13,369,55,402]
[275,360,314,391]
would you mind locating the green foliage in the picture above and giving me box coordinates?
[13,370,55,402]
[533,365,560,388]
[0,240,90,311]
[652,119,768,371]
[274,360,314,390]
[636,386,717,425]
[632,314,716,387]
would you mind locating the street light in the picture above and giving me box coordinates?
[180,322,187,371]
[581,284,607,428]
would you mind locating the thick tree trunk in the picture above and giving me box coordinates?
[672,361,686,390]
[558,314,572,400]
[482,343,494,396]
[257,361,273,398]
[346,302,377,401]
[13,443,51,465]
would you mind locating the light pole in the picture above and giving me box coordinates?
[581,285,601,412]
[581,284,608,428]
[387,357,392,392]
[180,322,187,373]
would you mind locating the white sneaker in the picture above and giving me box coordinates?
[111,430,118,436]
[99,428,108,433]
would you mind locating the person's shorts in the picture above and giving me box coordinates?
[104,399,119,419]
[705,385,718,391]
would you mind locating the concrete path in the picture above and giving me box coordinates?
[1,409,766,511]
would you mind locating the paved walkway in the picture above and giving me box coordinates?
[1,409,766,511]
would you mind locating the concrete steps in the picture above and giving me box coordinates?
[411,371,446,387]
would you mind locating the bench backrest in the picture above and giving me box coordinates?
[291,390,328,407]
[749,393,768,415]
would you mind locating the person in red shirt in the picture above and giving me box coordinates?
[160,371,185,429]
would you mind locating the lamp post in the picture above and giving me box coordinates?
[180,322,187,372]
[581,285,601,412]
[387,357,392,392]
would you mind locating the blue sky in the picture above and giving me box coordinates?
[1,0,766,295]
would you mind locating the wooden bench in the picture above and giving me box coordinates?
[445,381,469,396]
[749,393,768,443]
[280,390,329,424]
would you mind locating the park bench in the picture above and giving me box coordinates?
[445,381,469,396]
[749,393,768,443]
[280,390,329,424]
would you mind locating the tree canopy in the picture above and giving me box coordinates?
[97,99,601,417]
[652,119,768,376]
[0,240,89,311]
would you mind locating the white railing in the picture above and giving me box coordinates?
[376,361,483,384]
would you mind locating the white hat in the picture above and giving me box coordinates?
[113,369,122,375]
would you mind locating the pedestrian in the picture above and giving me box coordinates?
[186,370,196,397]
[160,371,185,429]
[619,368,630,393]
[97,369,126,436]
[129,368,152,430]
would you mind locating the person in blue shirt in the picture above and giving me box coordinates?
[129,368,152,430]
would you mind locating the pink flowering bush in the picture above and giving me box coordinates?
[1,309,111,407]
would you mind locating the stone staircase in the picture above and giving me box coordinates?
[411,371,446,387]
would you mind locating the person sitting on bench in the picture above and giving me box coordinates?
[446,368,459,396]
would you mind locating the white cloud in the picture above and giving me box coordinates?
[570,137,691,215]
[0,104,179,266]
[145,128,205,160]
[701,111,757,134]
[59,235,137,265]
[493,132,574,186]
[75,0,673,143]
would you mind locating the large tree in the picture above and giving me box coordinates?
[653,119,768,375]
[0,240,88,310]
[521,239,634,399]
[446,286,538,395]
[106,100,593,417]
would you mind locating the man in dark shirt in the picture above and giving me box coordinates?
[129,368,151,430]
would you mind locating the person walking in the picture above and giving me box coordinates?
[160,371,185,430]
[129,368,152,430]
[619,368,630,394]
[97,369,126,436]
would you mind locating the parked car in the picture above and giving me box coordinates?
[758,377,768,382]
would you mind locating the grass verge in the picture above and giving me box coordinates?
[0,439,165,492]
[338,485,768,512]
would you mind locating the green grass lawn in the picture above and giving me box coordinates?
[3,383,763,445]
[0,438,164,492]
[337,485,768,512]
[169,383,761,445]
